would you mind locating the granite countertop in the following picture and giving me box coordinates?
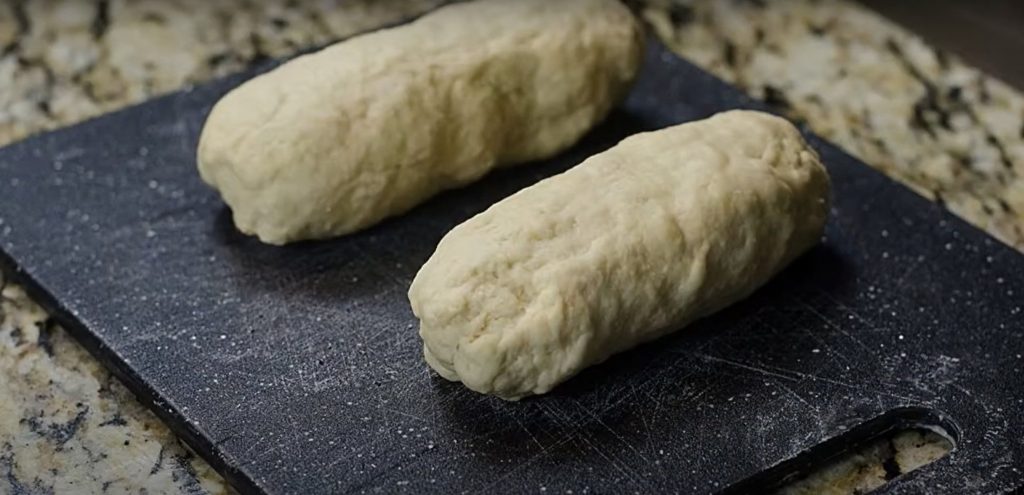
[1,0,1021,493]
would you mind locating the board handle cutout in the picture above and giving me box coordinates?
[721,407,958,494]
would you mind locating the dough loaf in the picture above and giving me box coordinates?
[409,110,831,400]
[197,0,643,244]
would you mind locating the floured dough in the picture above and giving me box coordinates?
[197,0,643,245]
[409,110,831,400]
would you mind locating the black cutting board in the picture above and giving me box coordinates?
[2,38,1023,494]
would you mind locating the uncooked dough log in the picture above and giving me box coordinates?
[197,0,643,245]
[409,110,831,400]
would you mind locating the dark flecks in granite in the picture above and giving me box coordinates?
[985,133,1015,169]
[754,27,766,43]
[880,439,902,481]
[889,42,951,138]
[80,441,108,464]
[81,79,101,103]
[30,64,57,119]
[141,12,166,24]
[306,9,332,39]
[95,374,116,401]
[668,4,695,25]
[24,404,90,447]
[206,53,230,67]
[761,84,792,112]
[0,7,22,56]
[36,99,51,118]
[808,20,835,37]
[885,37,939,94]
[886,34,1020,179]
[91,1,109,40]
[910,92,950,137]
[151,446,165,475]
[8,2,28,48]
[947,85,962,101]
[13,55,29,71]
[2,446,31,493]
[10,325,24,346]
[171,453,206,495]
[723,40,737,67]
[870,137,889,154]
[247,32,273,67]
[97,414,127,428]
[34,319,54,356]
[955,153,978,176]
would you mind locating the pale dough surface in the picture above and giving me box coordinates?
[408,110,831,400]
[197,0,643,244]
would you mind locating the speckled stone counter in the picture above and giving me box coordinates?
[641,0,1024,250]
[0,1,1021,493]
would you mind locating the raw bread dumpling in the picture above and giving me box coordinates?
[409,110,831,400]
[197,0,644,245]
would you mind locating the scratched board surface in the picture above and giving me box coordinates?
[1,38,1023,494]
